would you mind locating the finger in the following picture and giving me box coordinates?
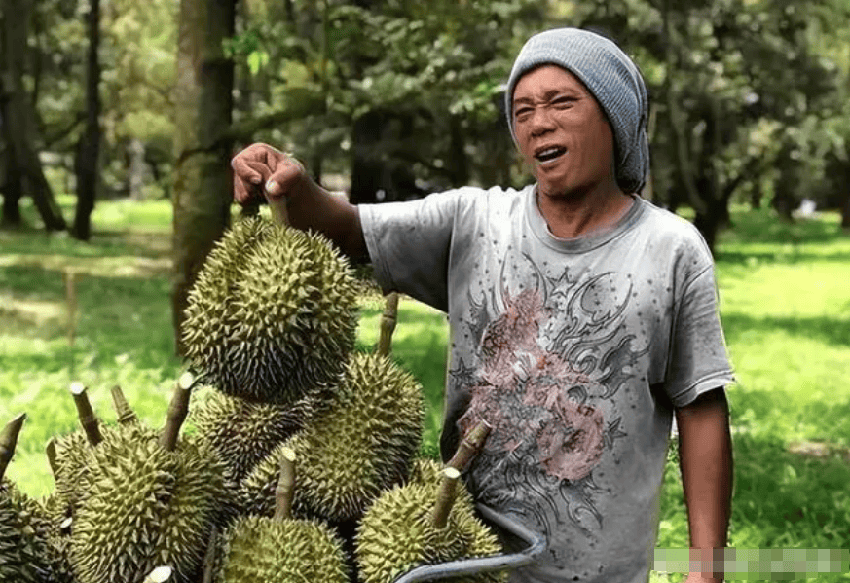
[231,156,264,186]
[262,145,283,174]
[265,160,304,200]
[245,160,272,180]
[233,161,272,203]
[234,172,248,203]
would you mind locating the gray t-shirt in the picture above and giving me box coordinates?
[360,184,734,583]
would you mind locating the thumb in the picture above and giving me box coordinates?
[265,160,306,200]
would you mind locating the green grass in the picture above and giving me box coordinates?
[653,207,850,582]
[2,199,849,581]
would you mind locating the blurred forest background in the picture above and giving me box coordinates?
[2,0,850,350]
[2,1,850,580]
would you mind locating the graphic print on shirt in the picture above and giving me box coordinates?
[455,252,645,542]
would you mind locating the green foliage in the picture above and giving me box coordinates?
[225,0,546,192]
[9,0,850,236]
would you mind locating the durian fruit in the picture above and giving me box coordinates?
[51,382,122,517]
[240,351,424,523]
[69,374,231,583]
[47,383,159,517]
[0,414,52,583]
[38,512,76,583]
[191,387,313,485]
[9,488,77,583]
[355,467,504,583]
[215,447,349,583]
[182,216,360,405]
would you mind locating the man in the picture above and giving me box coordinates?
[231,27,733,583]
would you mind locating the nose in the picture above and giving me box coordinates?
[529,105,556,136]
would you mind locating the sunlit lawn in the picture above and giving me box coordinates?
[2,197,849,581]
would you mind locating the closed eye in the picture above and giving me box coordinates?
[514,107,533,121]
[551,95,576,108]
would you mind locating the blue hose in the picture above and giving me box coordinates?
[392,504,547,583]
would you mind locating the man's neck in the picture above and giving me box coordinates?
[536,185,634,240]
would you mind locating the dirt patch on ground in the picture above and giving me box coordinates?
[788,441,850,464]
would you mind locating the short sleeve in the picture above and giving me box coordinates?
[359,190,464,312]
[665,264,735,407]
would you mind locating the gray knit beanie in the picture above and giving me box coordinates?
[505,27,649,194]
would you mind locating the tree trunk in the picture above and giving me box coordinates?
[840,191,850,232]
[693,198,729,255]
[71,0,101,241]
[128,138,146,200]
[349,110,385,204]
[171,0,236,356]
[0,151,23,227]
[661,0,706,220]
[447,114,469,187]
[0,0,66,232]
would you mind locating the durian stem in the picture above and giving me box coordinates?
[70,382,102,446]
[202,525,218,583]
[110,384,137,425]
[0,414,25,481]
[59,517,72,534]
[377,292,400,356]
[268,194,290,226]
[159,372,195,451]
[429,467,461,529]
[447,419,492,472]
[143,565,173,583]
[45,437,58,478]
[274,446,297,521]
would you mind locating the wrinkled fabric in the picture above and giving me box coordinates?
[360,186,734,583]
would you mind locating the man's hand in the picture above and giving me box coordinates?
[683,572,722,583]
[230,142,367,258]
[231,143,308,204]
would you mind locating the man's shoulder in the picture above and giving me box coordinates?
[418,184,532,222]
[632,199,713,259]
[636,198,701,236]
[427,184,531,204]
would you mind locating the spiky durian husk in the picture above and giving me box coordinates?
[0,480,51,583]
[69,425,229,583]
[53,429,92,513]
[182,218,273,400]
[215,515,348,583]
[408,458,445,487]
[182,217,360,405]
[191,388,314,485]
[240,352,424,523]
[355,480,504,583]
[53,423,134,518]
[25,493,75,583]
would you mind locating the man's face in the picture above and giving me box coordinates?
[512,65,617,200]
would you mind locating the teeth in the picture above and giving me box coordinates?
[535,147,566,162]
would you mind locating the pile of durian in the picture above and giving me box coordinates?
[1,217,505,583]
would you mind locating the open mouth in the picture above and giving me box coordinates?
[534,146,567,164]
